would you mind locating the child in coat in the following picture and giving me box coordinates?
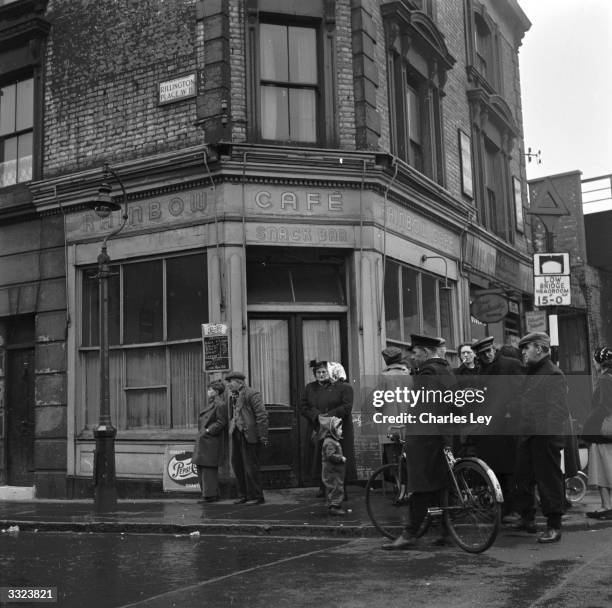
[319,415,347,516]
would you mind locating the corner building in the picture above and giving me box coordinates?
[0,0,533,497]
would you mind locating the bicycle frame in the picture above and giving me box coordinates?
[443,446,504,504]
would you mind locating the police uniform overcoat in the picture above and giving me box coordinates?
[404,358,456,492]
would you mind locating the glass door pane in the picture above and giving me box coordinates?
[249,319,290,405]
[301,319,341,383]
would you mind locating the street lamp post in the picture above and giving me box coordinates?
[88,164,128,513]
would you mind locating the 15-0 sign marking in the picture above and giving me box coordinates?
[534,275,571,306]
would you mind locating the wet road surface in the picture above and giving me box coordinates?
[2,527,612,607]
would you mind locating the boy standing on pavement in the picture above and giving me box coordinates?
[512,332,568,543]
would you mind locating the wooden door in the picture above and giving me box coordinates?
[7,347,35,486]
[248,314,345,486]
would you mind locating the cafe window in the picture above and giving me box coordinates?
[246,258,345,304]
[79,252,208,432]
[0,77,33,187]
[384,259,455,347]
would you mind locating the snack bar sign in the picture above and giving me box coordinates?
[533,253,571,307]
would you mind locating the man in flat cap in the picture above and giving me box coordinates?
[511,332,569,543]
[382,334,456,550]
[225,371,269,505]
[470,336,524,522]
[379,346,414,478]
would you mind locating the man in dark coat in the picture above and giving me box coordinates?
[226,371,269,505]
[382,334,457,550]
[512,332,569,543]
[471,336,524,518]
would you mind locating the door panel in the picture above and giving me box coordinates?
[301,319,341,382]
[248,318,297,487]
[300,319,342,484]
[7,348,35,486]
[248,314,346,487]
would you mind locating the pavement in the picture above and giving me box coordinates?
[1,485,611,538]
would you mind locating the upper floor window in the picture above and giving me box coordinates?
[466,3,500,92]
[246,1,338,147]
[409,0,435,19]
[474,13,493,80]
[0,77,33,187]
[484,136,506,240]
[467,88,519,244]
[259,23,318,143]
[383,3,454,184]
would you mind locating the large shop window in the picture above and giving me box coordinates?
[0,78,33,187]
[384,259,455,347]
[259,22,318,143]
[79,253,208,432]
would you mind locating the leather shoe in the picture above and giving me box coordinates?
[381,532,420,550]
[508,519,537,534]
[203,496,218,503]
[328,506,347,516]
[595,509,612,520]
[537,527,561,543]
[233,497,247,504]
[586,509,612,520]
[245,497,265,505]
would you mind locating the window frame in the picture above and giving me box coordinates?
[384,258,457,350]
[258,20,320,144]
[246,5,336,147]
[0,1,49,198]
[383,2,454,185]
[78,251,208,436]
[466,2,501,94]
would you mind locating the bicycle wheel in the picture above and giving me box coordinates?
[565,472,587,503]
[444,459,501,553]
[365,463,411,539]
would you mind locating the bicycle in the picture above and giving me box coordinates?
[365,432,504,553]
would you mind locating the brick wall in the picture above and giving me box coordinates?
[43,0,201,176]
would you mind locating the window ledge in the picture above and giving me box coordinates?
[77,429,197,441]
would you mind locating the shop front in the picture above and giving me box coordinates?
[50,149,474,495]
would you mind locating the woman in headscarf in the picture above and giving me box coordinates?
[584,347,612,520]
[191,379,228,502]
[299,360,355,497]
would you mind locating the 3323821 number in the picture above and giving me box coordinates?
[0,587,57,603]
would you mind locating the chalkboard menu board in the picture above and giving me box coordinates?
[202,323,230,372]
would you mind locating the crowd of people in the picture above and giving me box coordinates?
[191,330,612,547]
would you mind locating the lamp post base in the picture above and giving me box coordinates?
[93,425,117,513]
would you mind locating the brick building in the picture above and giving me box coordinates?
[0,0,533,498]
[527,171,612,420]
